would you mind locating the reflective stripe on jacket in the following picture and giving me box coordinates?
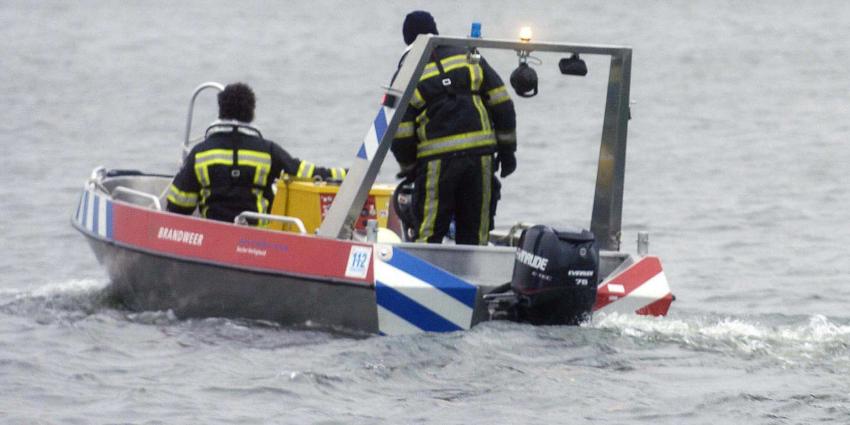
[166,125,342,223]
[391,46,517,166]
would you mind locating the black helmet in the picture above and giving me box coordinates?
[403,11,438,45]
[510,63,538,98]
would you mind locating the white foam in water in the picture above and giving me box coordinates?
[125,309,179,325]
[0,279,107,302]
[27,278,108,299]
[594,312,850,366]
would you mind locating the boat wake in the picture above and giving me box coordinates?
[0,278,116,324]
[593,312,850,370]
[3,278,847,373]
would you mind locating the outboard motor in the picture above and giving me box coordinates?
[486,225,599,325]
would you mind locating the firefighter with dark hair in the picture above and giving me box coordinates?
[166,82,347,224]
[391,11,517,245]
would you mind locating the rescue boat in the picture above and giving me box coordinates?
[71,33,673,335]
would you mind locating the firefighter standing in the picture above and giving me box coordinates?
[166,82,346,223]
[391,11,517,245]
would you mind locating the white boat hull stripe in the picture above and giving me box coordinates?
[375,280,464,333]
[374,246,476,334]
[75,190,113,239]
[376,305,422,335]
[597,271,670,314]
[375,260,474,328]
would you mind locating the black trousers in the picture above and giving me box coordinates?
[413,154,494,245]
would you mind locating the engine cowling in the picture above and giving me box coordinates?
[510,225,599,325]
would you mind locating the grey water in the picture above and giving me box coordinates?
[2,0,849,423]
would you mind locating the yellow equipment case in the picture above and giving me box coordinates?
[268,178,394,234]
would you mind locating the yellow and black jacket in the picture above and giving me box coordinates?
[391,46,517,167]
[166,124,345,223]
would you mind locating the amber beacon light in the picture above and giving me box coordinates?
[519,26,533,42]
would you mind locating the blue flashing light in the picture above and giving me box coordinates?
[470,22,482,38]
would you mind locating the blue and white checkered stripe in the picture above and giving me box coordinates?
[74,189,113,239]
[374,246,477,335]
[356,106,396,161]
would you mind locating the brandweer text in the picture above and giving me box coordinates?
[157,227,204,246]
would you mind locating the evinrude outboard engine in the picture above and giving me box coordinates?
[486,225,599,325]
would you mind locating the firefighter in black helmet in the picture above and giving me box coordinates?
[166,82,346,224]
[391,11,517,245]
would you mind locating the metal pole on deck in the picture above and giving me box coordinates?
[590,49,631,252]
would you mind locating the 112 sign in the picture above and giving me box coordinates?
[345,245,372,279]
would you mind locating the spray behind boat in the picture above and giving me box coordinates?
[484,225,599,325]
